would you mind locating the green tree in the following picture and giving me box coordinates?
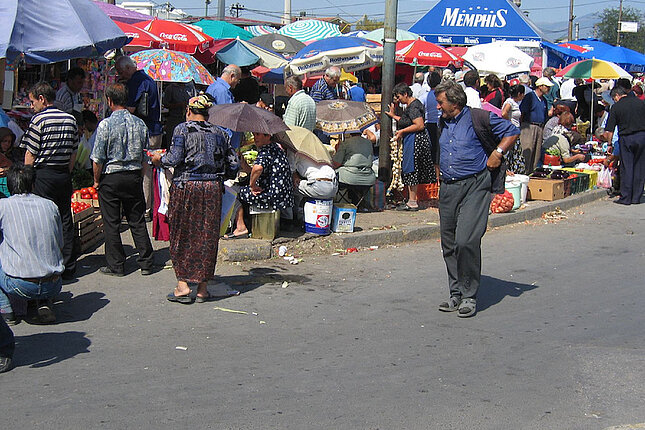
[355,16,384,31]
[595,7,645,53]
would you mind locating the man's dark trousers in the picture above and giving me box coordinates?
[438,169,491,300]
[0,314,15,360]
[34,167,76,276]
[618,131,645,204]
[98,170,154,273]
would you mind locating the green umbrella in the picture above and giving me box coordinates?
[193,19,253,41]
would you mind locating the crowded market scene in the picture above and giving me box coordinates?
[1,2,645,422]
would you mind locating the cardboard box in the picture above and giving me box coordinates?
[527,178,565,201]
[331,204,357,233]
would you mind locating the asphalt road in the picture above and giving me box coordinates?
[2,198,644,430]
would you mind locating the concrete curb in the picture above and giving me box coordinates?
[219,189,608,262]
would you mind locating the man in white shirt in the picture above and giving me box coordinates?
[287,150,338,202]
[410,73,427,100]
[463,70,482,109]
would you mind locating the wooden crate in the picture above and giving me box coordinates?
[75,214,104,254]
[72,206,94,223]
[366,93,382,115]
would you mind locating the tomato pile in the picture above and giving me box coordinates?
[74,187,98,200]
[490,190,515,214]
[71,201,92,214]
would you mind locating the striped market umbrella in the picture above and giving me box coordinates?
[245,25,278,36]
[555,58,632,79]
[278,19,342,42]
[134,19,214,54]
[130,49,214,85]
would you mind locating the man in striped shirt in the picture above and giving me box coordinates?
[310,66,341,103]
[19,82,78,279]
[283,76,316,131]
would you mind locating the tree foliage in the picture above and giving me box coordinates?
[355,16,384,31]
[595,7,645,53]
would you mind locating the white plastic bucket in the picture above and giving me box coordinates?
[505,183,521,211]
[304,199,333,235]
[511,174,530,204]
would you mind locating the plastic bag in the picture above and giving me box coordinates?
[490,190,514,213]
[598,166,613,189]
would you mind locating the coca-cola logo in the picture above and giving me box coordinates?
[160,32,188,42]
[418,51,442,58]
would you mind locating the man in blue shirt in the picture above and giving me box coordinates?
[206,65,242,150]
[206,64,241,104]
[434,80,519,318]
[520,77,552,173]
[116,56,163,221]
[424,71,442,180]
[348,82,366,102]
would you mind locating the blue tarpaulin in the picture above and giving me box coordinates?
[541,41,586,69]
[409,0,547,45]
[1,0,130,64]
[571,39,645,73]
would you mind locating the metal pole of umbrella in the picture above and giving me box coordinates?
[378,0,398,184]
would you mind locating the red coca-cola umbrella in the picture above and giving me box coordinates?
[395,40,463,68]
[115,21,163,50]
[134,18,214,54]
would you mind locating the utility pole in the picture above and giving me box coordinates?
[282,0,291,25]
[567,0,575,41]
[218,0,225,20]
[378,0,397,184]
[617,0,624,45]
[205,0,211,17]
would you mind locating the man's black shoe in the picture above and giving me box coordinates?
[0,356,13,373]
[140,268,154,276]
[1,312,18,325]
[99,266,124,277]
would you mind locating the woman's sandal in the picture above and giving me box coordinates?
[222,232,249,240]
[195,293,212,303]
[167,290,194,304]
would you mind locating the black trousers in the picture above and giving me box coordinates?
[438,169,491,300]
[34,167,76,275]
[618,131,645,204]
[0,313,14,359]
[98,170,154,272]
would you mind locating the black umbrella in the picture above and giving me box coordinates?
[208,103,289,135]
[249,33,305,56]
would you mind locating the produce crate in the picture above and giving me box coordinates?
[72,195,100,208]
[527,178,565,201]
[75,214,104,254]
[417,183,439,201]
[562,168,598,190]
[72,206,94,223]
[563,177,574,197]
[366,93,381,115]
[569,172,589,194]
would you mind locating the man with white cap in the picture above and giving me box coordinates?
[519,77,553,172]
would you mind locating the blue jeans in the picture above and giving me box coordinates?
[0,265,62,314]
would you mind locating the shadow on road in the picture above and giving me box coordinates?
[53,291,110,324]
[213,266,312,297]
[478,275,538,313]
[13,331,91,368]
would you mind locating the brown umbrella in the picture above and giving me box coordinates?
[208,103,289,134]
[315,100,378,136]
[274,126,333,166]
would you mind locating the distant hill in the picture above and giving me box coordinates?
[533,12,598,42]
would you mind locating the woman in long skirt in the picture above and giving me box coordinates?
[151,95,239,304]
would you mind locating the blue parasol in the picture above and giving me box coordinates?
[1,0,130,64]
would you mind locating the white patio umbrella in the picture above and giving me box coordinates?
[463,42,534,78]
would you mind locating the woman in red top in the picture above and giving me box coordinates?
[483,74,504,109]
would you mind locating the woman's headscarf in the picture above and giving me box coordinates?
[0,127,16,149]
[188,94,213,111]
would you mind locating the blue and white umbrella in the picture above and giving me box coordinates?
[286,37,383,76]
[1,0,130,64]
[245,25,278,36]
[278,19,342,42]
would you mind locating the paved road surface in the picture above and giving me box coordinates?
[2,199,644,429]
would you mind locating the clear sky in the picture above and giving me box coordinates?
[144,0,644,35]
